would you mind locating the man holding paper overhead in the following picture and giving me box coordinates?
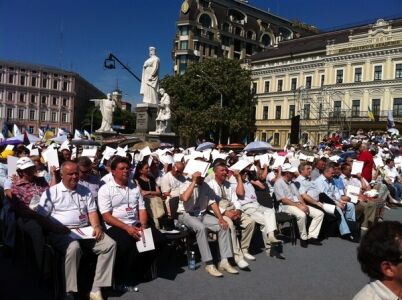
[38,161,116,300]
[180,166,234,277]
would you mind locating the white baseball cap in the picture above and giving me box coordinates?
[16,157,35,170]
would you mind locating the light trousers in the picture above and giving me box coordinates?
[281,204,324,240]
[49,232,116,293]
[223,212,255,260]
[242,202,277,245]
[178,212,232,263]
[356,201,377,228]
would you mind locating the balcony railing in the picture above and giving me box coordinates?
[329,110,402,122]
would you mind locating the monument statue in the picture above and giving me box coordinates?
[140,47,160,105]
[91,93,120,132]
[155,88,171,133]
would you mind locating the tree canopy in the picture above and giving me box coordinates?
[161,58,255,146]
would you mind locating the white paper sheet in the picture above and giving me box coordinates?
[373,156,384,168]
[272,156,286,169]
[69,226,94,240]
[322,203,336,214]
[45,148,60,170]
[136,228,155,252]
[229,160,251,172]
[173,153,184,162]
[7,156,18,176]
[351,160,364,175]
[256,154,270,168]
[346,185,361,204]
[183,159,210,177]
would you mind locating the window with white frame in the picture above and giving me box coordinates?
[374,65,382,81]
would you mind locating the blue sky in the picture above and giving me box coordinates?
[2,0,402,105]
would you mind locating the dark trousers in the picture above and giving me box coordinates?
[106,226,165,285]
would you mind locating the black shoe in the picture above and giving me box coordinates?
[342,234,359,243]
[308,238,322,246]
[300,240,308,248]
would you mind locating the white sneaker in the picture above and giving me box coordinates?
[235,258,249,269]
[89,291,104,300]
[243,252,256,261]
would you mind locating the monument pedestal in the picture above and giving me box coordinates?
[147,132,178,145]
[135,103,158,133]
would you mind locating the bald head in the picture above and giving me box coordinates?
[60,161,79,190]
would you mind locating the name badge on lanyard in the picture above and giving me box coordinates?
[125,207,135,218]
[79,214,88,227]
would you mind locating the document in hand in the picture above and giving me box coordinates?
[322,203,336,214]
[136,228,155,253]
[7,156,18,177]
[346,185,361,204]
[229,159,251,172]
[272,156,286,169]
[42,147,60,171]
[69,226,94,240]
[351,160,364,175]
[373,156,384,168]
[256,154,270,168]
[183,159,210,177]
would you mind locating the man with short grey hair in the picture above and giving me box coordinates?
[39,161,116,300]
[274,163,324,248]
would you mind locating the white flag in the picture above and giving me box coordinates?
[84,130,91,139]
[38,128,44,139]
[13,124,21,136]
[57,128,65,137]
[74,129,82,140]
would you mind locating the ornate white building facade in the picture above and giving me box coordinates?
[250,18,402,147]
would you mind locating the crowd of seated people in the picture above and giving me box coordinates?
[0,137,398,299]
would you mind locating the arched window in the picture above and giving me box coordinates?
[199,14,212,28]
[279,27,292,40]
[234,27,242,36]
[261,34,272,46]
[246,30,255,40]
[222,22,230,32]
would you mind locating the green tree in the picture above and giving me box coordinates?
[161,58,255,146]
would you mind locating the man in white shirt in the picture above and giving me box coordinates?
[341,163,377,231]
[274,163,324,248]
[238,168,281,255]
[354,221,402,300]
[97,156,160,288]
[208,161,255,270]
[160,162,186,217]
[39,161,116,300]
[179,171,233,277]
[384,159,402,202]
[309,165,358,242]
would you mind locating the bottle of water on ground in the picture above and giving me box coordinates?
[188,251,196,270]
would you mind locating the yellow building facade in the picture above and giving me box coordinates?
[250,19,402,147]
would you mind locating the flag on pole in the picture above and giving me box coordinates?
[387,110,395,129]
[74,129,83,140]
[84,130,91,139]
[13,124,21,136]
[38,128,44,139]
[368,106,375,121]
[57,128,65,137]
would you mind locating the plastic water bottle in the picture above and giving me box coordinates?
[188,251,196,270]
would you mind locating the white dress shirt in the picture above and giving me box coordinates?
[97,178,144,228]
[39,182,96,228]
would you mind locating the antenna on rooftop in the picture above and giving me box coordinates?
[59,20,64,68]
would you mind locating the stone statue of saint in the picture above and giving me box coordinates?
[91,93,119,132]
[140,47,160,105]
[155,88,171,133]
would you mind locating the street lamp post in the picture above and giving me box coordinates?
[104,53,141,83]
[196,74,223,145]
